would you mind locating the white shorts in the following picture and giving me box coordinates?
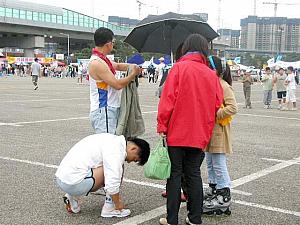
[286,89,296,102]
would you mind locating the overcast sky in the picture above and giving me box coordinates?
[22,0,300,30]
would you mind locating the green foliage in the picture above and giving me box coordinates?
[74,47,92,59]
[241,53,269,68]
[71,37,164,62]
[283,53,300,62]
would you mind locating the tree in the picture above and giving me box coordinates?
[283,53,300,62]
[71,37,164,63]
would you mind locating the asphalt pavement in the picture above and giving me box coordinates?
[0,75,299,225]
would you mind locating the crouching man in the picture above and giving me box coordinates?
[55,133,150,217]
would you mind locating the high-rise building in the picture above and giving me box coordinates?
[217,29,240,48]
[240,16,300,53]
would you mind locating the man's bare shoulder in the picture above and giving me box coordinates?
[89,58,108,69]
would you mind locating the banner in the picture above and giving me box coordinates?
[5,57,54,64]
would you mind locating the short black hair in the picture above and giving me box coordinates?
[287,66,294,71]
[34,58,38,62]
[265,67,271,71]
[94,27,114,47]
[128,137,150,166]
[182,34,209,57]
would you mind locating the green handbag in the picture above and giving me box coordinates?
[144,137,171,180]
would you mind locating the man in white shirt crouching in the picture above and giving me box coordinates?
[55,133,150,217]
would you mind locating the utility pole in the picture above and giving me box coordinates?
[60,33,70,64]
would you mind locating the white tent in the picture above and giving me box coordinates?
[268,58,300,69]
[236,64,249,70]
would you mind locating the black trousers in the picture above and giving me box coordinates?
[166,146,205,225]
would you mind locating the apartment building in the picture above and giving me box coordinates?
[240,16,300,53]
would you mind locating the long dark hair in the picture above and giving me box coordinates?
[208,55,232,86]
[175,42,184,61]
[181,34,209,57]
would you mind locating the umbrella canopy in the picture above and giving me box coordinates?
[124,12,218,54]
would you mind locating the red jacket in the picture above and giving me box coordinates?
[157,53,223,149]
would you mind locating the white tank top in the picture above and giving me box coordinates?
[88,55,121,112]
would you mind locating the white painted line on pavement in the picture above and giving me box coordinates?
[114,197,300,225]
[232,157,300,188]
[113,203,186,225]
[237,113,300,122]
[2,98,88,103]
[0,155,251,196]
[0,117,89,126]
[233,200,300,217]
[262,157,300,165]
[0,156,59,169]
[1,155,298,224]
[0,111,157,127]
[123,178,165,189]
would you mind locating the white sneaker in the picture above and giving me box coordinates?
[264,105,268,109]
[63,194,81,214]
[159,218,170,225]
[101,203,131,218]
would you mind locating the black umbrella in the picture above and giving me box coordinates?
[124,12,219,54]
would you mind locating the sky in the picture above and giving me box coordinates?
[21,0,300,30]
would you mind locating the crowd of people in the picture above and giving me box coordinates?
[241,66,298,111]
[0,61,88,81]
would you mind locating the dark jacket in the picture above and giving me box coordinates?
[116,68,145,138]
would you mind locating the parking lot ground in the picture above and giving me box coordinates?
[1,76,299,225]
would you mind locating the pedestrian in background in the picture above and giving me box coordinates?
[241,69,253,109]
[261,67,273,109]
[31,58,41,90]
[273,67,287,110]
[157,34,223,225]
[284,66,297,110]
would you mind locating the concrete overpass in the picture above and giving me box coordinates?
[0,0,132,56]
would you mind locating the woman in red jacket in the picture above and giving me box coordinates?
[158,34,223,225]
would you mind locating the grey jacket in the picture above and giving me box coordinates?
[116,69,145,138]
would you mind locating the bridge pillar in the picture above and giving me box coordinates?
[24,49,35,57]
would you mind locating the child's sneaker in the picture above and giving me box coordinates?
[63,193,81,214]
[100,203,131,218]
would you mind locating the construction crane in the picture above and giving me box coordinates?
[177,0,181,13]
[136,0,159,19]
[263,1,300,17]
[253,0,257,16]
[136,0,146,19]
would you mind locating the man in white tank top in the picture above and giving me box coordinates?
[88,27,140,134]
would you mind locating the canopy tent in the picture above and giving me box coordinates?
[127,53,145,65]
